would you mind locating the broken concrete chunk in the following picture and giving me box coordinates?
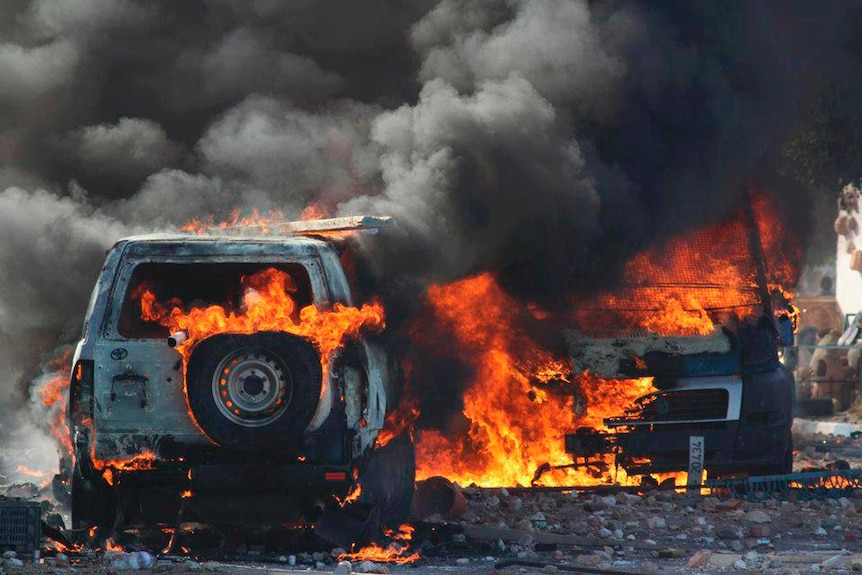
[715,499,744,512]
[686,550,711,569]
[644,516,667,529]
[742,510,772,524]
[707,553,742,568]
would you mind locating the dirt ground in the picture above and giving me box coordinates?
[5,417,862,574]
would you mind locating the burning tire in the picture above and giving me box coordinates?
[186,332,322,450]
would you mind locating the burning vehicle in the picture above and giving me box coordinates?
[561,195,798,480]
[57,216,415,534]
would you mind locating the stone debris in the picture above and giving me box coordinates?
[8,427,862,574]
[742,509,772,524]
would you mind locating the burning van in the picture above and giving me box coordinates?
[59,216,414,532]
[562,194,798,480]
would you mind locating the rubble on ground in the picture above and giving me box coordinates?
[5,426,862,573]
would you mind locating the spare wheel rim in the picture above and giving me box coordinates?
[211,347,292,427]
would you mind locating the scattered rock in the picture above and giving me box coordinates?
[716,526,743,540]
[575,554,601,566]
[687,550,711,569]
[456,558,471,566]
[357,560,387,573]
[707,553,742,568]
[748,524,772,537]
[733,559,747,569]
[644,516,666,529]
[105,551,157,571]
[334,560,352,575]
[715,499,743,512]
[742,510,772,524]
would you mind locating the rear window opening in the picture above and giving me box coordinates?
[118,262,314,339]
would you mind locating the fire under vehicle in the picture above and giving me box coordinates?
[562,197,797,480]
[58,216,414,533]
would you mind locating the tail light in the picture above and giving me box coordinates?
[70,359,94,421]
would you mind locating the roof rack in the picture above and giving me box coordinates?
[219,215,394,236]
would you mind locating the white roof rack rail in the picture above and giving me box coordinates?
[220,215,394,235]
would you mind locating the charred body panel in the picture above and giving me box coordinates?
[64,232,401,528]
[565,321,795,476]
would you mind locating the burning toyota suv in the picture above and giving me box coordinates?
[61,216,414,533]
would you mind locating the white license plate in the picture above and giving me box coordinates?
[688,435,705,490]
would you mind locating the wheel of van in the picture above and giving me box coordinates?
[751,433,794,477]
[359,433,415,527]
[186,332,322,451]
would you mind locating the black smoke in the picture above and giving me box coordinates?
[0,1,855,458]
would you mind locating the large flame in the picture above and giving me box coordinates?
[136,267,384,442]
[138,267,385,375]
[571,191,800,334]
[404,273,655,487]
[398,192,799,487]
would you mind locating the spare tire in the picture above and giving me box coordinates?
[186,332,322,450]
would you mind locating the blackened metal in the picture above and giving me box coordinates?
[705,469,862,500]
[0,500,41,554]
[741,189,774,321]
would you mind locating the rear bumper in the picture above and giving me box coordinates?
[113,462,355,493]
[104,462,355,525]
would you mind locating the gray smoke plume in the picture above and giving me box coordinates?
[0,0,856,465]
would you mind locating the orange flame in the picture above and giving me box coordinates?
[300,202,331,221]
[570,191,800,334]
[139,267,385,379]
[136,267,384,442]
[92,451,158,486]
[338,524,420,564]
[337,484,362,507]
[402,192,799,487]
[15,465,50,479]
[181,208,285,235]
[38,350,74,453]
[403,273,656,487]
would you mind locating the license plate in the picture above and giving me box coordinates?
[688,435,705,490]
